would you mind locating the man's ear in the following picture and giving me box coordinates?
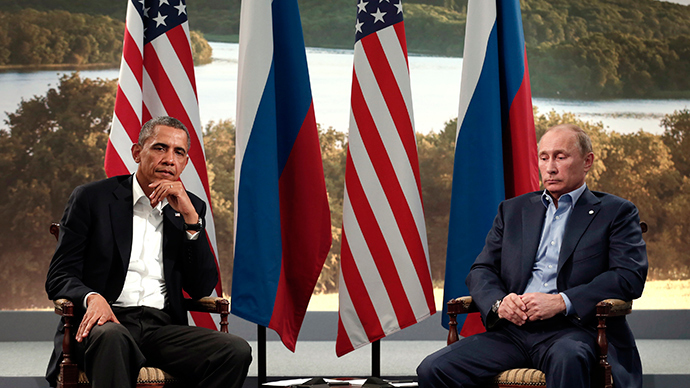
[584,152,594,173]
[131,143,142,163]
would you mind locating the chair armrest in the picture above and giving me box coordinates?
[447,296,479,345]
[183,296,229,314]
[447,296,478,315]
[53,298,74,316]
[597,299,632,317]
[50,223,60,241]
[182,297,230,333]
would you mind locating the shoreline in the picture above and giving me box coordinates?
[0,63,118,72]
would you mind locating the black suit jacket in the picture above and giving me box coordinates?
[466,188,648,388]
[45,175,217,385]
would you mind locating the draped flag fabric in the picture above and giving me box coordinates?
[104,0,221,330]
[336,0,435,357]
[442,0,540,336]
[231,0,332,352]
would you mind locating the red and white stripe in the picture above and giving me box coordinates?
[336,21,435,356]
[105,0,220,330]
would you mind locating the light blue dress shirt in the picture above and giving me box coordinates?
[524,183,587,315]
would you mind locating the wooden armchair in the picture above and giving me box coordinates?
[50,223,230,388]
[447,296,632,388]
[445,221,647,388]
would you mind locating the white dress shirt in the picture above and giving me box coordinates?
[83,177,201,310]
[114,177,168,309]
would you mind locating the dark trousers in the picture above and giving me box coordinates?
[417,316,596,388]
[79,306,252,388]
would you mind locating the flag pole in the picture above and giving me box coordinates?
[258,325,266,386]
[372,340,381,377]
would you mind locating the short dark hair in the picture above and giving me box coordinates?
[138,116,191,150]
[542,123,593,156]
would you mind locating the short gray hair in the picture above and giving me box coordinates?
[138,116,191,150]
[542,123,593,156]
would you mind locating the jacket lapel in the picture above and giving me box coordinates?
[558,188,601,270]
[110,175,134,274]
[519,194,547,292]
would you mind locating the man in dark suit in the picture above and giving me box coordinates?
[46,116,251,388]
[417,124,648,388]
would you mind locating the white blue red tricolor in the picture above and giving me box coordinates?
[442,0,539,335]
[336,0,435,357]
[105,0,221,330]
[231,0,332,352]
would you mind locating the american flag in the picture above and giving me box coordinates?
[104,0,221,329]
[336,0,435,357]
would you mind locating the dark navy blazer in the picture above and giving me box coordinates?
[467,188,648,388]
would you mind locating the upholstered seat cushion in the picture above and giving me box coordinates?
[59,367,177,386]
[493,368,546,387]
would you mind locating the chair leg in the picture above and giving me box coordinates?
[596,302,613,388]
[59,300,82,388]
[447,311,459,345]
[59,363,81,388]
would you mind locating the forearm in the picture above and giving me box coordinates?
[179,204,218,296]
[180,238,218,297]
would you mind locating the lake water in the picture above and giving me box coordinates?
[2,42,689,135]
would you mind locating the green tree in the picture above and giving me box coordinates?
[650,177,690,279]
[2,9,120,66]
[202,120,237,294]
[417,121,456,282]
[314,126,347,293]
[0,15,13,65]
[661,109,690,178]
[0,8,211,67]
[0,73,116,309]
[190,30,213,65]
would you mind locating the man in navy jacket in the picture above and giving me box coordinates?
[418,124,647,388]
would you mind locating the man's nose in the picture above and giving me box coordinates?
[163,149,175,164]
[546,159,557,173]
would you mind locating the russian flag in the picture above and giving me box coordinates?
[232,0,332,351]
[442,0,539,335]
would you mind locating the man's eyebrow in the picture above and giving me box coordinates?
[539,148,567,154]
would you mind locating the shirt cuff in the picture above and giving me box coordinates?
[559,292,573,315]
[84,292,100,309]
[186,230,200,240]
